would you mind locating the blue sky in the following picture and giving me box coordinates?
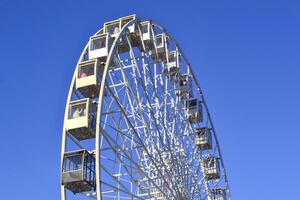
[0,0,299,199]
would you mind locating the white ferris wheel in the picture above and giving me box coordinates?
[60,14,231,200]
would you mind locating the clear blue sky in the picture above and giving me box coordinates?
[0,0,299,199]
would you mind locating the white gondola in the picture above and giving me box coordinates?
[185,98,203,123]
[203,157,220,180]
[163,51,181,79]
[176,74,193,99]
[152,33,167,62]
[104,19,121,38]
[139,21,153,51]
[120,14,136,34]
[195,127,212,150]
[155,34,166,54]
[141,21,151,41]
[120,15,141,49]
[76,59,103,98]
[103,15,138,53]
[104,15,137,38]
[62,150,96,193]
[89,33,111,60]
[66,98,96,141]
[209,188,226,200]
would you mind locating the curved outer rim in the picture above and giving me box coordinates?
[60,39,92,200]
[61,17,231,200]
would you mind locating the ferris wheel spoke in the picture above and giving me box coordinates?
[100,130,145,197]
[100,162,136,196]
[105,79,182,199]
[151,65,193,179]
[100,180,142,199]
[127,38,186,175]
[100,127,170,199]
[102,69,172,198]
[131,57,190,197]
[117,43,186,198]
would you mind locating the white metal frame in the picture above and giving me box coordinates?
[89,33,111,60]
[61,15,231,200]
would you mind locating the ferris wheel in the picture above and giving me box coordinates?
[60,15,231,200]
